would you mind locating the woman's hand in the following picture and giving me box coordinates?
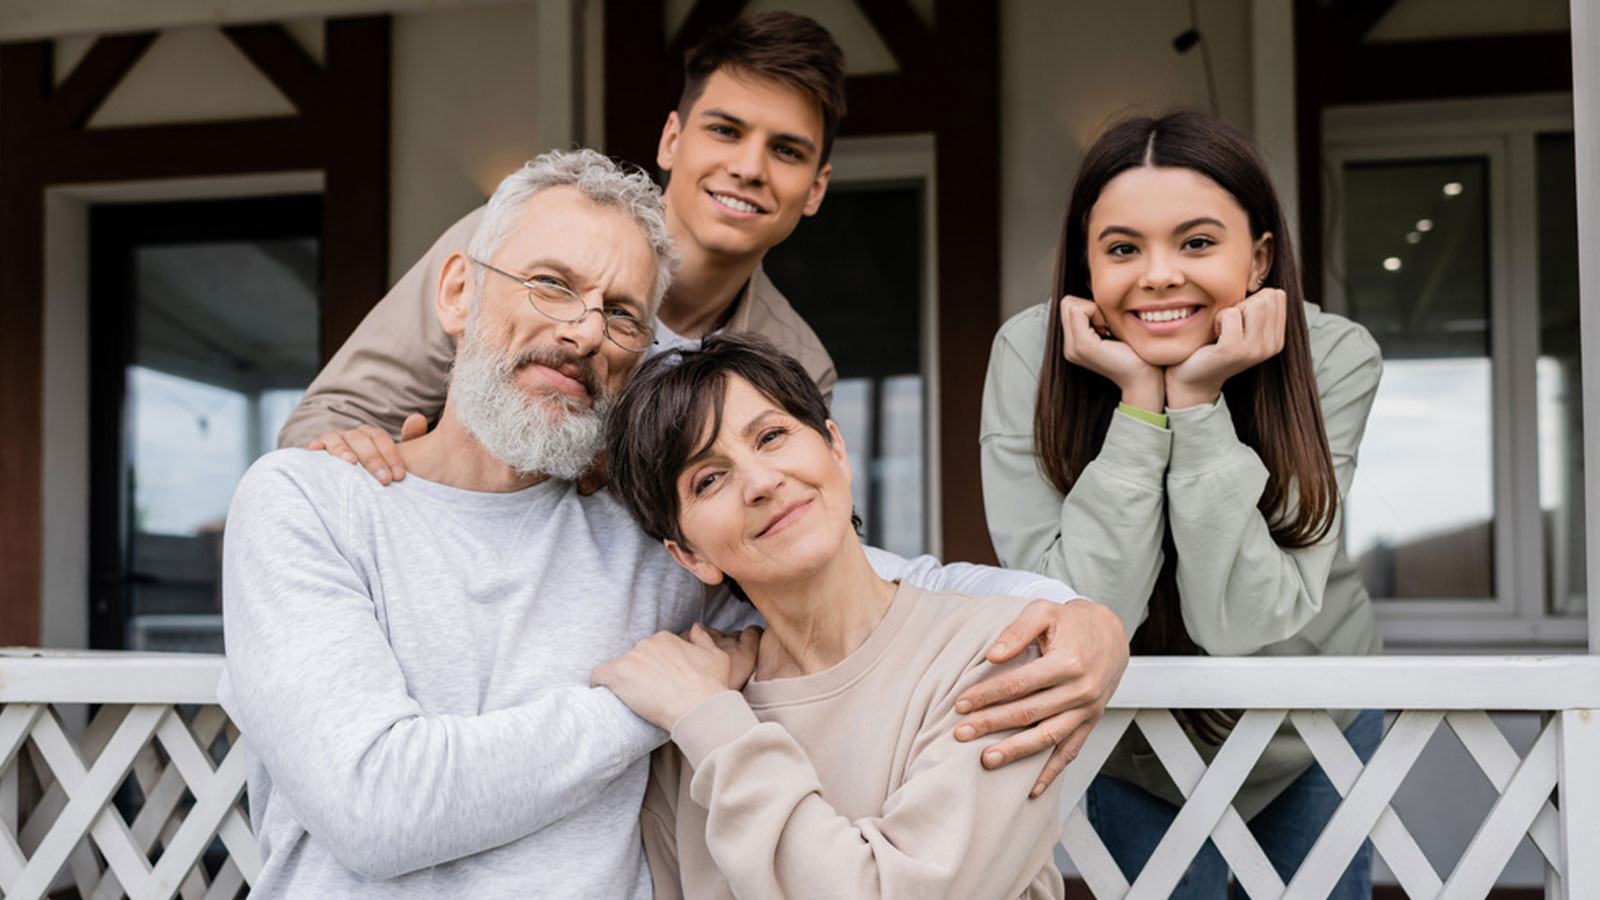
[699,625,763,690]
[591,623,734,730]
[1165,287,1287,408]
[1059,296,1165,412]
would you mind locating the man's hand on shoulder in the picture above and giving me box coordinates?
[307,414,428,484]
[952,598,1129,797]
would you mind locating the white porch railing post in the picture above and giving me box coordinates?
[1557,708,1600,899]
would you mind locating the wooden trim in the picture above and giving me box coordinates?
[853,0,934,75]
[1322,34,1574,106]
[41,117,323,183]
[0,183,45,649]
[1293,0,1325,298]
[320,16,391,361]
[930,0,1000,564]
[839,74,939,137]
[1320,0,1402,49]
[0,41,50,648]
[223,24,328,118]
[602,0,673,172]
[46,32,155,131]
[0,17,390,645]
[665,0,747,60]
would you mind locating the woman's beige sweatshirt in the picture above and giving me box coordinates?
[641,582,1066,900]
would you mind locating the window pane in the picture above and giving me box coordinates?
[127,237,320,651]
[1341,158,1494,599]
[1535,132,1585,616]
[876,374,925,558]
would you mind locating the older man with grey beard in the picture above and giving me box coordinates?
[219,149,711,899]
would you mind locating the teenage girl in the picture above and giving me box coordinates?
[979,110,1383,897]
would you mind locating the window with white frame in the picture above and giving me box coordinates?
[1324,95,1586,650]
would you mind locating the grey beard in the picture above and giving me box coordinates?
[450,322,611,480]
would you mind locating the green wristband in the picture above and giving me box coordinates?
[1117,401,1169,429]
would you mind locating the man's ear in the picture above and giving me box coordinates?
[802,161,832,217]
[657,110,683,173]
[664,538,726,587]
[1251,231,1275,290]
[437,251,474,337]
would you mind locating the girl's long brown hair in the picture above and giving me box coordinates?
[1035,112,1338,739]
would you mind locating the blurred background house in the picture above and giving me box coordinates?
[0,0,1586,894]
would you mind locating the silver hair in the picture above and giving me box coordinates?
[467,148,677,310]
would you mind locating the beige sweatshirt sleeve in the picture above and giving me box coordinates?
[276,208,482,449]
[979,306,1171,635]
[666,657,1062,900]
[1165,319,1382,655]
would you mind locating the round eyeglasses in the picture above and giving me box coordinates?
[470,258,657,353]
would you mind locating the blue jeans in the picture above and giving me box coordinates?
[1085,708,1384,899]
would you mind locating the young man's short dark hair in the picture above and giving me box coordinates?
[677,11,848,163]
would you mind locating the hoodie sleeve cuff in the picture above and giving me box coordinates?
[1168,393,1254,478]
[670,690,763,770]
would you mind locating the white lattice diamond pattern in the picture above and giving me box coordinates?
[0,702,254,900]
[1057,706,1571,899]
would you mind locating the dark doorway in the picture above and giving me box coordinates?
[89,195,322,652]
[764,182,926,556]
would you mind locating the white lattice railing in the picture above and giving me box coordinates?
[1061,657,1600,899]
[1,651,1596,899]
[0,651,255,900]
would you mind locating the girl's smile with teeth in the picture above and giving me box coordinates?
[1136,307,1198,323]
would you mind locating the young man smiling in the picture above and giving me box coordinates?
[278,12,842,452]
[275,11,1128,792]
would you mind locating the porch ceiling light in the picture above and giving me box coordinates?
[1416,218,1434,232]
[1443,182,1464,197]
[1383,256,1403,271]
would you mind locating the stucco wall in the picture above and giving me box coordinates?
[389,3,544,283]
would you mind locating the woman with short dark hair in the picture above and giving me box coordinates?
[593,333,1066,899]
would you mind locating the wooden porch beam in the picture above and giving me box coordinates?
[47,33,156,131]
[603,0,673,169]
[666,0,747,59]
[838,74,936,136]
[37,117,323,184]
[320,15,392,358]
[0,41,49,647]
[223,24,328,119]
[1321,33,1573,106]
[1321,0,1402,48]
[854,0,934,75]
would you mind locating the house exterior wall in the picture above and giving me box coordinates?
[389,4,544,281]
